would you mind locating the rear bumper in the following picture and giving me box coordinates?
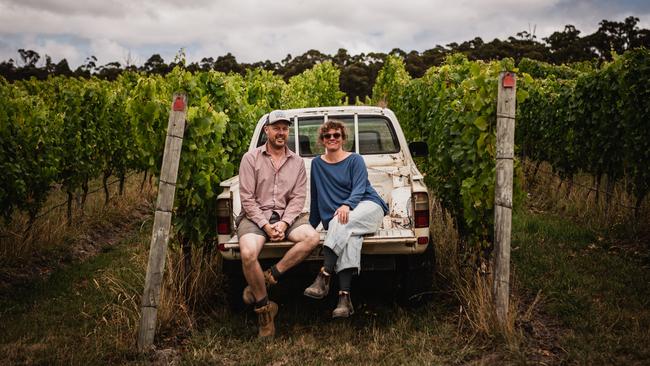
[218,230,430,261]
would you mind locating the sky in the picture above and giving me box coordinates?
[1,0,649,68]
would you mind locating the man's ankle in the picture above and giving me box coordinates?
[254,296,269,309]
[269,265,282,281]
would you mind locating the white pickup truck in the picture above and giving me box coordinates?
[216,106,434,303]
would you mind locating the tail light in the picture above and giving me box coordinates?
[216,198,232,235]
[413,192,429,228]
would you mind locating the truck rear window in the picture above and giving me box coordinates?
[256,115,400,157]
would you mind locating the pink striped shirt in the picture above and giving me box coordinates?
[238,144,307,228]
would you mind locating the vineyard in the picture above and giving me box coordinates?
[376,50,648,255]
[1,48,649,364]
[2,49,650,258]
[0,61,343,248]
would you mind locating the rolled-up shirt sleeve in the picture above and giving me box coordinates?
[281,160,307,226]
[239,154,268,228]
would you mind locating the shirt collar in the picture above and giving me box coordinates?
[260,143,296,159]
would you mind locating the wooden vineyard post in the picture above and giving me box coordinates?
[494,72,516,325]
[137,93,187,351]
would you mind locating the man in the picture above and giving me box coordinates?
[237,109,320,338]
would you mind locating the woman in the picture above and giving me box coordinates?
[304,119,388,318]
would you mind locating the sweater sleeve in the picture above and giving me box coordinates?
[342,155,367,210]
[309,162,321,228]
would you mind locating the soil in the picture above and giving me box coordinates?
[514,288,568,365]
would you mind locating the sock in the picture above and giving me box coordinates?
[323,246,337,275]
[270,265,282,281]
[338,268,355,293]
[254,296,269,309]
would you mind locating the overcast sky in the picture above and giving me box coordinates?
[1,0,649,68]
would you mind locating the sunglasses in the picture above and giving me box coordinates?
[322,133,342,140]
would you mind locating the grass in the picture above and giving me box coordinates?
[0,173,152,290]
[0,231,148,365]
[2,165,649,364]
[513,163,650,364]
[511,211,650,365]
[0,227,494,365]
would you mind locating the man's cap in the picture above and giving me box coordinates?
[267,110,292,125]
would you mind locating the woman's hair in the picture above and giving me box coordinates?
[318,119,348,141]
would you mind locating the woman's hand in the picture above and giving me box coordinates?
[334,205,350,224]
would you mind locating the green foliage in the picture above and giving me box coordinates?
[371,55,411,108]
[517,58,589,79]
[518,48,650,212]
[0,63,342,246]
[376,54,526,258]
[281,61,345,108]
[619,49,650,210]
[379,49,649,261]
[0,80,62,220]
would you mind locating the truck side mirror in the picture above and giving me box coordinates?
[408,141,428,158]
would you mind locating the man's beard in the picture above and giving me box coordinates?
[268,135,286,149]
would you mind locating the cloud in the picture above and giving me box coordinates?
[2,0,128,17]
[0,0,648,67]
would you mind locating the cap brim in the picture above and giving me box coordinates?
[267,119,292,125]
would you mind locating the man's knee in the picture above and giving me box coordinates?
[307,229,320,248]
[239,248,258,267]
[239,235,263,265]
[291,225,320,249]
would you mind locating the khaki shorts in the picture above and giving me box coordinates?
[237,213,310,240]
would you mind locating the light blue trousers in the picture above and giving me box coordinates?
[323,200,384,273]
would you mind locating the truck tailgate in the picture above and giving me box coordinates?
[221,228,418,259]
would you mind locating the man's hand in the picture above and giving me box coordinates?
[334,205,350,224]
[263,222,287,241]
[272,221,289,240]
[263,224,282,241]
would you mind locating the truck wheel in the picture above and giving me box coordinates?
[398,240,435,306]
[222,260,246,311]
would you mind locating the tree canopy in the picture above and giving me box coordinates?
[1,16,648,101]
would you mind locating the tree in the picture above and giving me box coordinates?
[586,16,650,60]
[54,59,73,77]
[18,49,40,67]
[97,61,123,80]
[214,53,245,74]
[544,25,596,63]
[279,49,329,80]
[142,54,168,75]
[74,56,98,78]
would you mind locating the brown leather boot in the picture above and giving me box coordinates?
[303,267,331,299]
[332,291,354,318]
[243,268,279,305]
[254,301,278,338]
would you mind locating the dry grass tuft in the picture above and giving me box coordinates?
[0,175,155,305]
[0,173,154,269]
[95,266,145,347]
[155,247,223,335]
[429,200,522,348]
[94,241,225,348]
[522,160,649,234]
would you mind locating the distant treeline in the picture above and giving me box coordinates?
[1,16,649,101]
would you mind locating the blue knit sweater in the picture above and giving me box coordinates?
[309,153,388,230]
